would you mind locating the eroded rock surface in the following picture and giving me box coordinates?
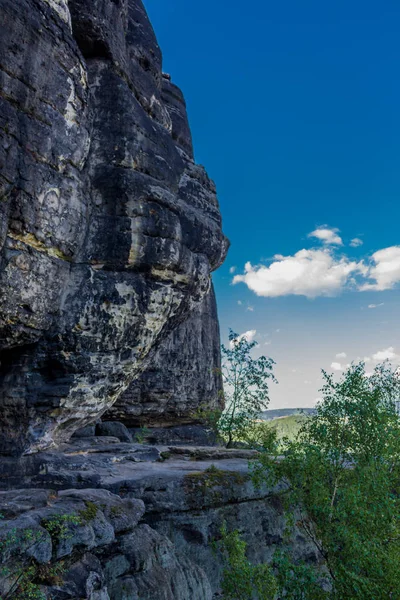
[0,438,320,599]
[0,0,228,455]
[107,283,224,427]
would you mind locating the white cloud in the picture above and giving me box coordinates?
[331,362,343,371]
[308,227,343,246]
[350,238,363,247]
[372,347,398,361]
[336,352,347,359]
[246,305,254,312]
[229,266,236,274]
[230,329,257,348]
[233,249,362,298]
[360,246,400,291]
[237,300,242,306]
[368,303,384,309]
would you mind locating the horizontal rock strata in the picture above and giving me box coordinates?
[0,437,319,598]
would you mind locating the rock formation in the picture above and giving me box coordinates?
[0,0,228,456]
[107,283,223,429]
[0,439,320,599]
[0,2,328,598]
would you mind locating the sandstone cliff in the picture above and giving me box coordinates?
[0,3,320,598]
[0,438,319,599]
[107,283,223,429]
[0,0,228,456]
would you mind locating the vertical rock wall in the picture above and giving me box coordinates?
[107,283,224,427]
[0,0,228,455]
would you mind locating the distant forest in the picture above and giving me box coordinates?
[259,407,316,420]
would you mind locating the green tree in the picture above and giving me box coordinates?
[253,362,400,599]
[218,330,276,448]
[216,522,277,600]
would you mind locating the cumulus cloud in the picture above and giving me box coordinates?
[232,249,362,298]
[360,246,400,291]
[336,352,347,359]
[331,362,343,371]
[308,227,343,246]
[229,330,257,348]
[229,266,236,274]
[246,305,254,312]
[233,225,400,299]
[372,347,398,361]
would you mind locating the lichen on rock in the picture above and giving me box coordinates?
[0,0,228,456]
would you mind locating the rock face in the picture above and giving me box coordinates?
[0,484,213,600]
[107,283,223,428]
[0,0,228,456]
[0,438,321,599]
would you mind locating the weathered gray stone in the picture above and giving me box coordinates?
[130,424,221,446]
[107,577,138,600]
[119,524,213,600]
[0,0,228,456]
[0,441,326,598]
[58,488,145,533]
[72,424,98,438]
[0,516,52,564]
[96,422,132,443]
[0,488,50,517]
[108,284,224,428]
[51,553,109,600]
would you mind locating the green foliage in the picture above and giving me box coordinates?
[253,361,400,599]
[2,561,65,600]
[41,513,81,543]
[272,550,328,600]
[0,517,66,600]
[184,465,248,505]
[218,330,276,448]
[135,426,150,444]
[79,501,98,523]
[193,405,223,439]
[268,414,307,445]
[236,420,278,452]
[215,522,277,600]
[0,528,44,558]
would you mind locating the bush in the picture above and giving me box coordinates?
[253,361,400,599]
[215,522,277,600]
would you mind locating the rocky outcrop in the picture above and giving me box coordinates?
[107,283,224,428]
[0,485,213,600]
[0,0,228,456]
[0,436,320,599]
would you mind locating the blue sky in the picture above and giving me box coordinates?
[145,0,400,407]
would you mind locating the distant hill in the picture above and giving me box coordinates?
[259,407,316,421]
